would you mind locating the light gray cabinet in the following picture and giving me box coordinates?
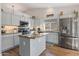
[30,36,46,56]
[1,35,19,52]
[1,11,21,26]
[44,18,59,32]
[12,14,20,26]
[1,4,12,25]
[1,4,31,26]
[29,18,35,28]
[1,5,21,26]
[35,19,41,26]
[19,35,46,56]
[2,35,13,51]
[1,11,12,25]
[30,19,40,27]
[46,33,58,44]
[1,9,21,26]
[13,35,19,46]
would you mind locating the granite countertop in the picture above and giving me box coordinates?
[1,32,22,35]
[41,31,59,33]
[19,33,48,39]
[60,33,79,38]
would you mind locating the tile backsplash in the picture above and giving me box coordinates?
[2,26,18,33]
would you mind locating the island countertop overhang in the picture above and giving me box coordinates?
[19,33,48,39]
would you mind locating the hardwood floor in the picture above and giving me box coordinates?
[47,44,79,56]
[2,44,79,56]
[2,46,19,56]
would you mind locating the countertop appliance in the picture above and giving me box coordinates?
[59,17,79,50]
[18,21,30,35]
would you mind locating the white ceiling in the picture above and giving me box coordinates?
[22,3,79,8]
[10,3,79,13]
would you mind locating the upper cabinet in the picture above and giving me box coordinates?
[1,4,20,26]
[1,4,30,26]
[30,18,43,27]
[12,12,21,26]
[44,17,59,32]
[1,9,12,25]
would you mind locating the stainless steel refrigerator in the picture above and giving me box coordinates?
[59,17,79,50]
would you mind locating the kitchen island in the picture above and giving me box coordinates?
[19,33,47,56]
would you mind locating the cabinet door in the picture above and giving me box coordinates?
[29,19,34,27]
[1,11,12,25]
[30,36,46,56]
[7,13,12,25]
[1,11,6,25]
[37,19,40,26]
[45,22,51,31]
[46,33,58,44]
[39,36,46,49]
[37,36,46,55]
[2,36,13,51]
[13,36,19,46]
[12,15,20,26]
[30,38,40,56]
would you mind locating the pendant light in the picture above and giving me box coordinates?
[11,5,14,25]
[11,5,15,49]
[46,8,54,17]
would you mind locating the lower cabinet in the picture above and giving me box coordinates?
[2,35,13,51]
[30,36,46,56]
[13,35,19,46]
[1,35,19,52]
[19,35,46,56]
[46,33,58,44]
